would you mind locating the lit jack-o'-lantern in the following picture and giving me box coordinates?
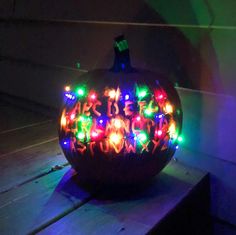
[59,36,183,184]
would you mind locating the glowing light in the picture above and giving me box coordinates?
[79,116,85,122]
[125,94,130,100]
[62,140,70,148]
[60,82,182,156]
[65,93,76,100]
[173,133,178,140]
[91,131,99,138]
[114,119,122,128]
[165,103,173,113]
[110,133,122,145]
[154,89,167,101]
[65,86,71,92]
[136,85,149,100]
[77,132,85,140]
[60,115,67,127]
[137,132,147,142]
[76,87,86,97]
[88,91,97,101]
[169,123,176,136]
[138,90,147,98]
[109,90,116,99]
[70,113,75,120]
[90,94,96,99]
[177,136,183,142]
[144,109,152,116]
[157,130,163,136]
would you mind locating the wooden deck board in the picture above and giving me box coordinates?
[0,104,209,235]
[0,139,66,193]
[39,161,208,235]
[0,101,48,133]
[0,166,93,235]
[0,120,57,156]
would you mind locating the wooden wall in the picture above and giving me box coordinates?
[1,0,236,226]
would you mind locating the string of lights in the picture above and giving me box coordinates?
[60,83,183,157]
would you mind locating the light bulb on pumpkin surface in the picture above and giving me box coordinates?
[91,131,99,138]
[70,113,75,120]
[77,132,85,140]
[137,132,147,142]
[144,109,152,116]
[138,90,147,99]
[125,94,130,100]
[165,103,173,114]
[90,94,96,100]
[109,133,122,145]
[156,130,162,136]
[177,136,183,142]
[169,123,176,137]
[60,114,67,127]
[77,87,86,97]
[108,89,116,99]
[114,119,122,129]
[65,86,71,92]
[88,91,97,101]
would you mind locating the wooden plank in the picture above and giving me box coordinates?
[0,120,57,156]
[175,146,236,226]
[39,160,208,235]
[0,166,93,235]
[0,101,49,133]
[0,139,66,193]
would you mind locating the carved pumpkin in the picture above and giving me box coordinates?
[59,36,182,184]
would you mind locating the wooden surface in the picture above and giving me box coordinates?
[0,102,209,235]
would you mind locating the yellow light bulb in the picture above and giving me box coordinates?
[165,103,173,113]
[114,119,122,129]
[109,90,116,99]
[110,133,122,145]
[61,116,67,127]
[169,123,176,136]
[65,86,71,92]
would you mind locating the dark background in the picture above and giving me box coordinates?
[1,1,236,234]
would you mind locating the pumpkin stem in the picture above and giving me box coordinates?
[111,35,133,73]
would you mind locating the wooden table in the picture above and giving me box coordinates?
[0,101,210,235]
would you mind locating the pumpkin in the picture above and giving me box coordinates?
[59,36,182,184]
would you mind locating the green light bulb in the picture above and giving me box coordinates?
[138,132,148,142]
[77,88,84,96]
[144,109,152,116]
[139,90,147,98]
[77,132,85,140]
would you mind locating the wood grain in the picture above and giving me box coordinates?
[0,166,93,235]
[39,161,207,235]
[0,120,57,156]
[0,139,66,193]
